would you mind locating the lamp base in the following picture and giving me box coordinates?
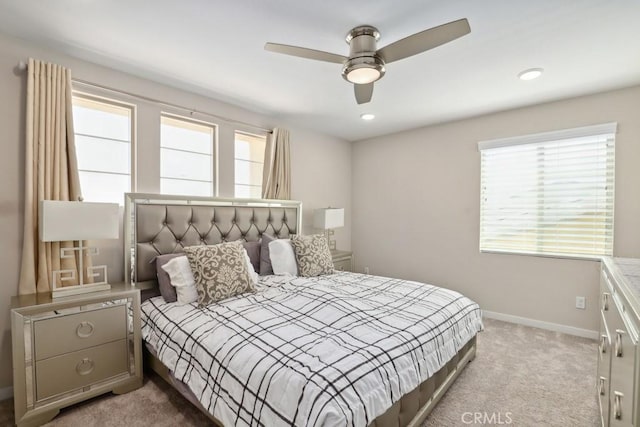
[52,243,111,298]
[326,229,337,251]
[52,282,111,299]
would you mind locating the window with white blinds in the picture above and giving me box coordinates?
[72,95,134,204]
[160,114,216,197]
[478,123,616,259]
[234,131,267,198]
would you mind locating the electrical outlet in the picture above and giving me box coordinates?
[576,296,586,310]
[364,266,370,274]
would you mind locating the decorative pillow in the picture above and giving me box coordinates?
[291,234,334,277]
[259,234,276,275]
[184,242,256,306]
[160,256,198,305]
[269,239,297,276]
[153,253,184,303]
[242,241,261,273]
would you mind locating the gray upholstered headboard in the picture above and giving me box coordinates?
[124,193,302,286]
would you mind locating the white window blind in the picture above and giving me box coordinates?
[479,123,616,259]
[72,95,133,204]
[160,115,216,197]
[234,131,267,198]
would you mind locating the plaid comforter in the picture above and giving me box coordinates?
[141,272,483,427]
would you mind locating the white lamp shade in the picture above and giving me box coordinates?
[313,208,344,230]
[39,201,120,242]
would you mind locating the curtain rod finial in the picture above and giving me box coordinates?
[18,61,27,71]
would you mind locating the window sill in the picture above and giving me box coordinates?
[479,249,606,262]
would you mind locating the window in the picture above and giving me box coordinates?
[160,115,216,197]
[73,95,133,204]
[479,123,616,258]
[234,131,267,198]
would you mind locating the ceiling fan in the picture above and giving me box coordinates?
[264,18,470,104]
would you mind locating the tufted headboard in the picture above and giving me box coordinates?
[124,193,302,287]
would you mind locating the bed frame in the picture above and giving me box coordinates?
[124,193,477,427]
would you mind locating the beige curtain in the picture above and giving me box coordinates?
[18,58,83,295]
[262,128,291,199]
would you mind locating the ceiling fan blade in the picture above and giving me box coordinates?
[354,83,374,104]
[264,43,347,64]
[377,18,470,64]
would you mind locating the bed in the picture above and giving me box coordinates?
[124,193,483,427]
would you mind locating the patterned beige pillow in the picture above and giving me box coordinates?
[183,242,256,307]
[291,234,334,277]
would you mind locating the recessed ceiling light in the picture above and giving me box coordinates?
[518,68,544,81]
[360,113,375,121]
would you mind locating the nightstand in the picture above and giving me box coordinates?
[11,284,143,427]
[332,250,353,272]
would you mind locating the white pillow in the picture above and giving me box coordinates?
[161,256,198,305]
[243,249,259,287]
[269,239,298,276]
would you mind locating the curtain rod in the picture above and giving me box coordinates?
[17,60,273,134]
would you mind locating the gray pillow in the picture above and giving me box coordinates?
[259,234,276,275]
[184,242,256,307]
[243,241,261,273]
[291,234,334,277]
[153,253,184,303]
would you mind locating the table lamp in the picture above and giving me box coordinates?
[39,200,119,298]
[313,207,344,251]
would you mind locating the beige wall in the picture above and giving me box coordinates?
[0,33,351,390]
[352,85,640,333]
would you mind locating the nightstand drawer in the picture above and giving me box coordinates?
[333,258,352,272]
[34,305,126,361]
[35,339,128,401]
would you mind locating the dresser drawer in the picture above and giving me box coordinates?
[34,305,126,360]
[598,311,611,427]
[608,295,638,427]
[609,329,636,426]
[35,339,128,401]
[333,258,352,272]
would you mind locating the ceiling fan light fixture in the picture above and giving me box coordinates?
[347,67,380,84]
[342,56,385,84]
[265,18,470,105]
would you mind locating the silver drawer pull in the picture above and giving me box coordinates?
[76,321,95,338]
[602,292,610,311]
[598,376,606,396]
[75,358,95,376]
[615,329,625,357]
[599,334,607,354]
[614,391,623,420]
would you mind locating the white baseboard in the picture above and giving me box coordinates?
[0,386,13,401]
[482,310,598,340]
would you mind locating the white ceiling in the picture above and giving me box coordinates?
[1,1,639,141]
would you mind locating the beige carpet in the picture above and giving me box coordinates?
[0,319,599,427]
[423,319,599,427]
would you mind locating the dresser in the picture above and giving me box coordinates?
[332,250,353,272]
[598,258,640,427]
[11,284,143,427]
